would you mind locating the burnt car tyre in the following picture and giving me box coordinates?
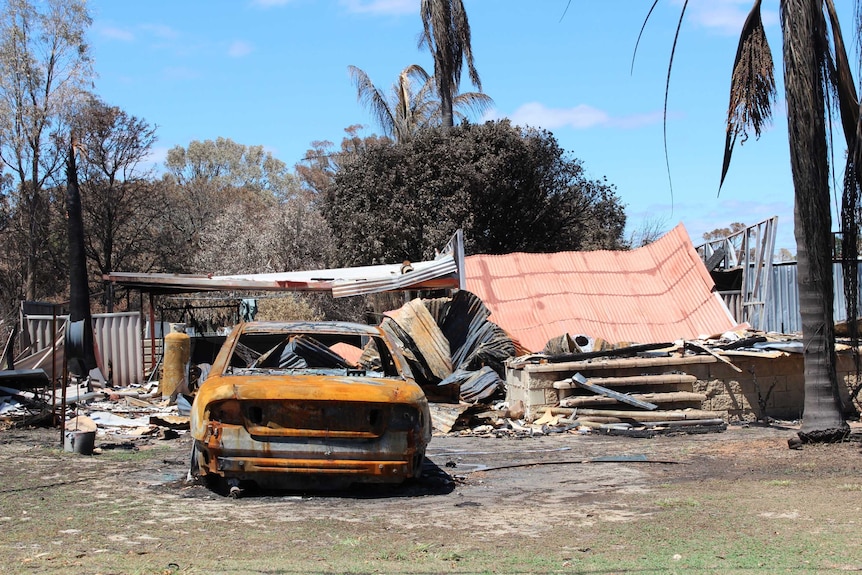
[189,321,433,495]
[187,443,199,482]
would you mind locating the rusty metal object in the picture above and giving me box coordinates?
[189,321,431,492]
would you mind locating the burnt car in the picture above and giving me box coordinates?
[189,321,432,494]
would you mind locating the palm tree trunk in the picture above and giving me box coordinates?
[440,74,454,128]
[781,0,848,441]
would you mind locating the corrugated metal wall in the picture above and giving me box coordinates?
[747,262,862,334]
[25,312,143,386]
[92,312,143,387]
[26,315,67,353]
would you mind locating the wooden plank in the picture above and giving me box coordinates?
[685,341,743,373]
[569,373,658,410]
[718,349,785,359]
[543,342,676,364]
[518,354,716,373]
[553,373,697,389]
[559,391,706,408]
[542,406,724,421]
[641,418,726,428]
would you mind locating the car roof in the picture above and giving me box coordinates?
[238,321,384,337]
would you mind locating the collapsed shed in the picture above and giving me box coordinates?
[463,223,739,352]
[460,223,859,425]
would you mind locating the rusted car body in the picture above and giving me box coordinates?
[189,321,431,492]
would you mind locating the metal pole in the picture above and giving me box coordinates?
[51,308,57,426]
[148,292,156,375]
[60,318,68,448]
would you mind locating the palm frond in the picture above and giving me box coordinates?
[824,0,859,148]
[394,65,436,141]
[452,0,480,90]
[661,0,689,207]
[826,0,862,401]
[420,0,451,80]
[452,91,494,118]
[348,65,396,139]
[720,0,775,190]
[631,1,661,74]
[402,63,432,85]
[841,137,861,402]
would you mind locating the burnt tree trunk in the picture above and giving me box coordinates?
[781,0,848,441]
[66,143,97,378]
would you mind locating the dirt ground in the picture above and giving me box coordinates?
[1,422,861,574]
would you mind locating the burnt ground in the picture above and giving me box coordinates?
[1,422,861,574]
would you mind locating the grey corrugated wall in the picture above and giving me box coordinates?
[752,262,862,334]
[25,312,143,386]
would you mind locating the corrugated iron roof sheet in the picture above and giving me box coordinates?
[464,224,737,351]
[104,254,458,296]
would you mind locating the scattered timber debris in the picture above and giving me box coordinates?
[0,371,189,447]
[432,325,819,436]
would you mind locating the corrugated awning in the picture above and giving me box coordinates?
[104,231,465,297]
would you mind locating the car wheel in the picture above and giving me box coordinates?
[187,442,201,483]
[412,451,425,478]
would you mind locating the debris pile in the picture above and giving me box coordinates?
[0,368,64,427]
[0,371,189,449]
[499,328,818,436]
[382,290,516,404]
[381,295,813,436]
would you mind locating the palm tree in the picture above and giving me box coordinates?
[419,0,482,128]
[717,0,856,441]
[349,64,492,142]
[349,64,436,143]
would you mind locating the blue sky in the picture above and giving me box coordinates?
[87,0,859,253]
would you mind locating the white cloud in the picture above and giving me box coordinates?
[492,102,662,131]
[339,0,417,16]
[670,0,779,36]
[145,146,170,168]
[98,25,134,42]
[228,40,253,58]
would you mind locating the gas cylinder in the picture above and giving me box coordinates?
[161,323,190,399]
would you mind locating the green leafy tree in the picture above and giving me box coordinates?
[419,0,482,128]
[323,120,626,266]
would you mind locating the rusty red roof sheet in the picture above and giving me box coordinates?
[464,224,736,352]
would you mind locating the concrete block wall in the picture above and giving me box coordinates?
[687,354,857,421]
[685,356,805,421]
[506,352,859,422]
